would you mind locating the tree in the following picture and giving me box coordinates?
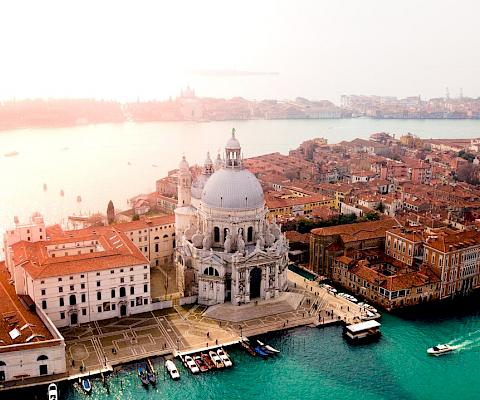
[132,214,140,221]
[457,163,480,185]
[107,200,115,224]
[375,202,385,213]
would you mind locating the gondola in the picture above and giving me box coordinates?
[81,378,92,394]
[193,355,209,372]
[257,340,280,354]
[240,339,257,356]
[201,352,216,369]
[138,367,149,386]
[254,346,270,358]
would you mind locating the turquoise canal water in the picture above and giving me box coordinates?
[16,304,474,400]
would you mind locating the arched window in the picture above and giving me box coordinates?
[247,227,254,242]
[154,236,159,240]
[69,294,76,306]
[163,234,168,238]
[120,287,126,297]
[172,233,175,237]
[214,227,220,242]
[0,361,5,366]
[203,267,219,277]
[37,355,48,361]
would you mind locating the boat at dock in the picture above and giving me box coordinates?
[240,338,257,356]
[201,352,216,369]
[81,378,92,394]
[217,348,233,367]
[147,370,157,385]
[344,320,381,342]
[193,355,209,372]
[254,346,270,358]
[48,383,58,400]
[427,344,455,356]
[209,350,225,368]
[165,359,180,379]
[183,355,200,374]
[138,367,149,386]
[257,340,280,354]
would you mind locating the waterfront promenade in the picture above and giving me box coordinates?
[0,271,370,392]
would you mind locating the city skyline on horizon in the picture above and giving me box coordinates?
[1,0,479,102]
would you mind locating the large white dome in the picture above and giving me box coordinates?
[201,168,264,210]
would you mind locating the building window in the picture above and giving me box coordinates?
[97,292,102,301]
[144,284,148,293]
[41,289,46,296]
[82,308,87,316]
[81,293,86,303]
[144,273,148,280]
[40,280,45,285]
[42,300,47,309]
[214,227,220,242]
[58,277,62,282]
[59,297,64,307]
[97,306,102,313]
[247,227,253,242]
[111,289,116,298]
[69,294,76,305]
[130,286,135,295]
[97,281,101,287]
[60,312,65,319]
[96,272,100,276]
[111,304,116,311]
[81,283,85,289]
[59,287,63,293]
[120,287,126,297]
[69,276,73,280]
[120,277,124,283]
[81,274,84,278]
[130,267,134,271]
[130,276,134,282]
[143,298,148,305]
[70,285,74,291]
[130,300,135,307]
[144,265,148,269]
[111,270,114,274]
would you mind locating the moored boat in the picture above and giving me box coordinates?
[257,340,280,354]
[138,367,149,386]
[427,344,455,356]
[193,355,209,372]
[147,370,157,385]
[209,350,225,368]
[165,359,180,379]
[217,348,233,367]
[240,339,257,357]
[48,383,58,400]
[81,378,92,394]
[201,352,216,369]
[344,320,381,342]
[254,346,269,358]
[184,355,200,374]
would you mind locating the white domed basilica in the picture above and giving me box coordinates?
[175,129,289,306]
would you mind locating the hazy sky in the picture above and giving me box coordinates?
[1,0,479,102]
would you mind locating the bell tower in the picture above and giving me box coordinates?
[177,155,192,207]
[225,128,242,168]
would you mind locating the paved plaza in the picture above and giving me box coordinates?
[60,271,368,377]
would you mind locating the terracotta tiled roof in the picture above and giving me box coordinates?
[12,226,148,279]
[115,214,175,232]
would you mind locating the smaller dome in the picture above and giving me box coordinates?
[179,155,189,171]
[226,128,241,149]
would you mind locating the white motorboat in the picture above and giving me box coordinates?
[184,355,200,374]
[217,348,233,367]
[209,350,225,368]
[165,359,180,380]
[48,383,58,400]
[257,340,280,354]
[427,344,455,356]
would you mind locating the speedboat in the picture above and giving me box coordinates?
[138,367,149,386]
[209,350,225,368]
[193,354,209,372]
[81,378,92,394]
[48,383,58,400]
[427,344,455,356]
[257,340,280,354]
[217,348,233,367]
[201,352,216,369]
[184,355,200,374]
[165,359,180,380]
[240,339,256,357]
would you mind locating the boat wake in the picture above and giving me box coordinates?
[447,330,480,352]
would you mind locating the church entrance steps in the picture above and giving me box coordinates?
[202,292,303,322]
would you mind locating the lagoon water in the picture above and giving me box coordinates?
[53,307,478,400]
[2,118,480,241]
[1,119,480,399]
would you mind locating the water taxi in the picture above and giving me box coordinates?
[165,359,180,379]
[47,383,58,400]
[344,320,381,342]
[427,344,454,356]
[217,348,233,367]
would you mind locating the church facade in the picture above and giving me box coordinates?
[175,130,289,306]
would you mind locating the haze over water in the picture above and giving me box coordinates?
[1,118,480,246]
